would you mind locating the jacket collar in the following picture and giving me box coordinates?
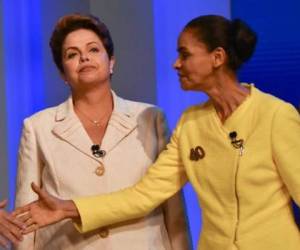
[211,83,258,144]
[52,91,137,162]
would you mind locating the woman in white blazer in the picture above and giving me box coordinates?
[14,13,190,250]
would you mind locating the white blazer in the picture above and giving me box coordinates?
[15,92,190,250]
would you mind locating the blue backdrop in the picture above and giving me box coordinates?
[232,0,300,108]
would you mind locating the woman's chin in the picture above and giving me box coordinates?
[78,74,97,82]
[180,79,204,92]
[180,81,192,91]
[78,75,105,85]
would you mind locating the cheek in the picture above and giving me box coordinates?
[183,60,199,75]
[195,58,212,73]
[61,67,76,83]
[100,56,111,68]
[63,61,77,74]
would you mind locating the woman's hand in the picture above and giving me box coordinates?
[0,199,24,249]
[13,183,80,234]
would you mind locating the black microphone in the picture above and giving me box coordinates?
[91,144,106,158]
[229,131,244,150]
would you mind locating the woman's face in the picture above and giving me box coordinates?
[61,29,114,89]
[173,30,215,91]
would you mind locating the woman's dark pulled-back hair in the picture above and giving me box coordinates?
[185,15,257,71]
[50,13,114,73]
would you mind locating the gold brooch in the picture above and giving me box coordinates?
[190,146,205,161]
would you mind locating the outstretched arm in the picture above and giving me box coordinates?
[14,183,79,234]
[155,109,192,250]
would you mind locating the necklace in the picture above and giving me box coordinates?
[75,106,110,127]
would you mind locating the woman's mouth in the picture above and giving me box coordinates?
[78,65,96,73]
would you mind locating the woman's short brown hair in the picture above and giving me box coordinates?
[50,13,114,73]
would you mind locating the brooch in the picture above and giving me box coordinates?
[190,146,205,161]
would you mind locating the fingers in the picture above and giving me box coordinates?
[24,217,35,228]
[31,182,49,202]
[16,214,38,235]
[0,200,7,209]
[0,223,21,246]
[22,223,38,235]
[0,215,23,241]
[12,209,38,235]
[14,212,31,224]
[1,210,24,238]
[0,235,9,249]
[12,205,30,218]
[12,210,33,228]
[31,182,43,197]
[6,213,26,230]
[0,200,24,246]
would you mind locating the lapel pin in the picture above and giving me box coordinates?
[190,146,205,161]
[91,144,106,158]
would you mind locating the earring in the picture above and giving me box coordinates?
[110,68,114,74]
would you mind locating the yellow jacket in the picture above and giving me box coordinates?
[74,85,300,250]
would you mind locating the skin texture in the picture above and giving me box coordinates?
[14,183,78,234]
[61,28,114,92]
[173,30,217,92]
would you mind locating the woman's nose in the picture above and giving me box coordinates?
[80,54,89,62]
[173,58,181,69]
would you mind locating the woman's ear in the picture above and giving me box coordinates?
[109,56,115,74]
[60,72,68,85]
[212,47,226,68]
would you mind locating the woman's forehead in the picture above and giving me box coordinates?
[63,29,102,48]
[178,30,204,48]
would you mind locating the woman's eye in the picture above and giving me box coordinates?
[180,52,190,60]
[90,47,99,53]
[66,52,77,59]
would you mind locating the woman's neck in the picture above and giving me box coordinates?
[206,74,249,123]
[72,83,113,117]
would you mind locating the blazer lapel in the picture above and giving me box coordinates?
[52,97,96,161]
[101,92,137,153]
[52,93,137,158]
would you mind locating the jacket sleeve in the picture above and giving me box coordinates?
[272,103,300,205]
[14,119,42,250]
[73,113,188,233]
[155,109,191,250]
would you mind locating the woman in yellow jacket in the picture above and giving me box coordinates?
[16,15,300,250]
